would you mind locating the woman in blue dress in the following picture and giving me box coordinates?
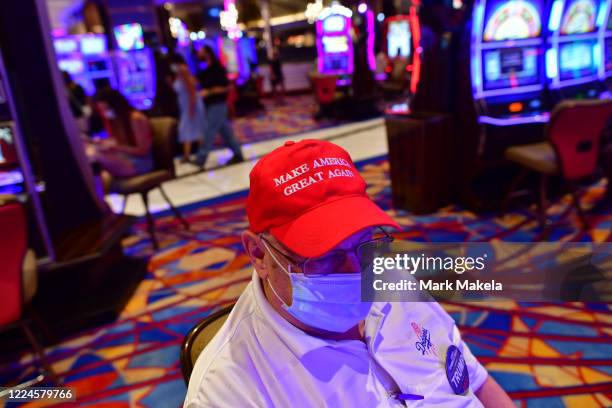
[169,54,205,163]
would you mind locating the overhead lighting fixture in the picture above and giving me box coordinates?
[305,0,324,24]
[358,3,368,14]
[377,13,385,22]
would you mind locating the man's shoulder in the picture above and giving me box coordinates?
[187,287,261,385]
[371,301,456,328]
[185,285,271,405]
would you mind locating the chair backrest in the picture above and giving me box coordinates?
[314,76,338,104]
[150,117,178,177]
[180,305,234,384]
[0,200,26,326]
[548,99,612,180]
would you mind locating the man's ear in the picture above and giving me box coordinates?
[242,230,268,278]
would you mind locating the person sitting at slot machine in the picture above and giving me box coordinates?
[86,88,153,179]
[62,71,91,133]
[184,139,513,407]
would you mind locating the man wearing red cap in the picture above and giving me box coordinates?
[185,140,512,407]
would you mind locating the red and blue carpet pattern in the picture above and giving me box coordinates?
[1,158,611,407]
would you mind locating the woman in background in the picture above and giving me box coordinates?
[87,88,153,179]
[168,53,205,163]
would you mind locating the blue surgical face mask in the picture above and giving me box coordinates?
[262,240,372,333]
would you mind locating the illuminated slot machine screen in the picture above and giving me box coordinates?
[323,15,346,33]
[483,47,540,90]
[322,36,349,54]
[558,40,597,80]
[53,37,79,55]
[483,0,543,42]
[58,58,85,76]
[606,37,612,72]
[80,35,106,55]
[559,0,598,35]
[387,20,411,58]
[0,123,24,194]
[114,23,145,51]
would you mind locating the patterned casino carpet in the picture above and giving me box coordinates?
[230,95,348,146]
[1,158,611,407]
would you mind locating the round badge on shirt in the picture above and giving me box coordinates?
[445,345,469,395]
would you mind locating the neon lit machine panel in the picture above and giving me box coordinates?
[603,2,612,89]
[387,17,412,59]
[316,6,354,79]
[54,35,116,95]
[472,0,550,125]
[546,0,607,98]
[113,23,156,110]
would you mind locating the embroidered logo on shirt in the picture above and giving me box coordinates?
[411,322,438,356]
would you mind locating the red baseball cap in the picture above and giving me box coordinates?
[246,139,401,258]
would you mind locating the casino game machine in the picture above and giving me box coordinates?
[601,0,612,91]
[471,0,551,126]
[53,34,117,96]
[456,0,552,209]
[113,23,156,110]
[0,45,54,261]
[546,0,608,99]
[316,2,354,85]
[384,11,422,99]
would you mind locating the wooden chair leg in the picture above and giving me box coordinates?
[20,322,61,385]
[568,182,589,230]
[499,167,529,216]
[159,185,189,230]
[536,175,548,230]
[140,191,159,250]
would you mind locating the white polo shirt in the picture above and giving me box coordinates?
[184,271,488,407]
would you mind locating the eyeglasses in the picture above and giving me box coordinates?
[260,228,394,277]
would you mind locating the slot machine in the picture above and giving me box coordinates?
[316,2,354,83]
[0,46,54,260]
[53,34,116,95]
[385,11,422,95]
[601,1,612,90]
[471,0,551,125]
[113,23,156,110]
[546,0,608,99]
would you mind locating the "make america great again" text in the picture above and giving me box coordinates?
[273,157,355,196]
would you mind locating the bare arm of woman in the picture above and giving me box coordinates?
[199,85,228,98]
[112,113,152,156]
[179,65,197,117]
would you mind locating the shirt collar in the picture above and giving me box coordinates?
[250,269,345,357]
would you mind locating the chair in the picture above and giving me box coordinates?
[503,99,612,229]
[109,117,189,249]
[0,196,60,386]
[180,305,234,384]
[313,76,343,119]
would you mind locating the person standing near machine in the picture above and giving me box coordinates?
[62,71,90,133]
[168,53,205,163]
[194,45,244,169]
[269,46,285,102]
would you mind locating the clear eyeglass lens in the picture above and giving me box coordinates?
[303,236,393,276]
